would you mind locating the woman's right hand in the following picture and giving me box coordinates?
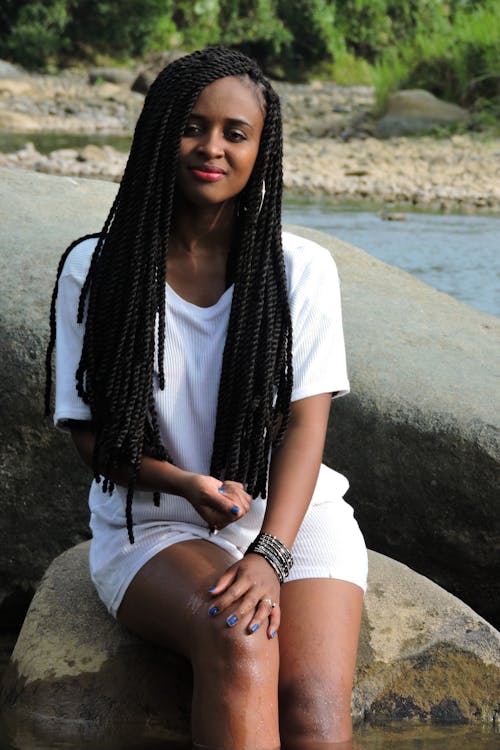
[181,474,251,531]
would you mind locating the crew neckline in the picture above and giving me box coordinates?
[165,280,234,317]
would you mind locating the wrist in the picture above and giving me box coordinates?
[160,464,194,498]
[245,532,294,584]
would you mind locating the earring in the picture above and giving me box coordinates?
[258,181,266,215]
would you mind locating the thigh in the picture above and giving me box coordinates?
[117,538,238,658]
[278,579,364,742]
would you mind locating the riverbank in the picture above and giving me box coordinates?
[0,67,499,211]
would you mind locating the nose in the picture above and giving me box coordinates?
[197,128,224,158]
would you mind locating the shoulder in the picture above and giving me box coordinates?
[281,230,339,294]
[60,234,100,284]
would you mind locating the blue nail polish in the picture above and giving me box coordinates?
[208,585,216,592]
[208,606,219,616]
[218,486,226,493]
[226,615,238,627]
[251,623,259,633]
[271,630,277,639]
[230,505,239,516]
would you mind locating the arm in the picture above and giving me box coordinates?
[207,392,332,636]
[261,392,332,547]
[69,421,251,529]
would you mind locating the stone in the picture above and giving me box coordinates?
[376,89,469,137]
[131,51,188,94]
[291,225,500,628]
[88,67,136,87]
[0,168,498,635]
[1,543,498,747]
[0,60,24,79]
[0,110,40,131]
[0,79,33,96]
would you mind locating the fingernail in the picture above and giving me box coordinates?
[208,607,219,616]
[230,505,240,516]
[218,486,226,493]
[208,585,217,592]
[226,615,238,627]
[250,623,259,633]
[271,630,277,639]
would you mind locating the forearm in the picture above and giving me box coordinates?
[69,421,191,496]
[260,393,332,548]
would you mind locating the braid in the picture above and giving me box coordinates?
[46,47,293,542]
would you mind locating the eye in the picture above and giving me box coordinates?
[226,129,247,143]
[183,122,202,137]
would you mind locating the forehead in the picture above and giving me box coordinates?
[191,76,265,125]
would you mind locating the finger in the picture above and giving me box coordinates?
[207,564,239,601]
[267,602,281,640]
[208,577,249,617]
[218,482,251,514]
[246,598,276,635]
[211,486,245,519]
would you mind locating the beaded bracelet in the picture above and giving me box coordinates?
[245,532,294,584]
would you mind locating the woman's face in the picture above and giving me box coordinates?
[176,76,265,208]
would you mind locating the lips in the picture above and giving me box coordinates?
[190,165,226,182]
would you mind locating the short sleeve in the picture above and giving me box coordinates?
[283,232,350,402]
[54,238,97,429]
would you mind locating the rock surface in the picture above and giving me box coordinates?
[376,89,469,137]
[0,168,498,633]
[1,542,498,747]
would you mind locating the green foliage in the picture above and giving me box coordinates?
[0,0,498,124]
[374,1,500,110]
[276,0,340,75]
[219,0,291,64]
[2,0,69,68]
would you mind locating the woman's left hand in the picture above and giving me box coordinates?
[207,554,281,639]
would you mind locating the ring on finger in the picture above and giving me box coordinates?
[262,597,277,609]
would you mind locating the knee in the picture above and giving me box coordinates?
[279,676,352,743]
[191,613,277,683]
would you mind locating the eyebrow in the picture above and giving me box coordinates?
[188,113,255,130]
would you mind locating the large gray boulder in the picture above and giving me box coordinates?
[1,543,498,747]
[0,167,498,632]
[376,89,469,137]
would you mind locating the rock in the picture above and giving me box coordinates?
[292,226,500,628]
[0,79,33,96]
[88,67,136,87]
[131,50,188,94]
[0,110,41,131]
[1,543,498,747]
[0,168,499,635]
[0,168,118,629]
[131,70,156,95]
[0,60,24,79]
[376,89,469,137]
[78,144,110,162]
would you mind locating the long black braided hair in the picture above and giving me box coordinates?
[46,47,293,542]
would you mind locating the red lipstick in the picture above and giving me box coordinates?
[190,165,225,182]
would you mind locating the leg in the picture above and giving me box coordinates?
[278,579,364,749]
[117,539,280,750]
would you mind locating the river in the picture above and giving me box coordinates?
[283,198,500,318]
[1,720,498,750]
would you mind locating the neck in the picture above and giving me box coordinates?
[171,196,236,258]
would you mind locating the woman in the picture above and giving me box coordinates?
[46,47,367,750]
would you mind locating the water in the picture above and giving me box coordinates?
[1,719,498,750]
[0,131,131,154]
[283,198,500,317]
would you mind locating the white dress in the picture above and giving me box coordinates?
[55,231,368,616]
